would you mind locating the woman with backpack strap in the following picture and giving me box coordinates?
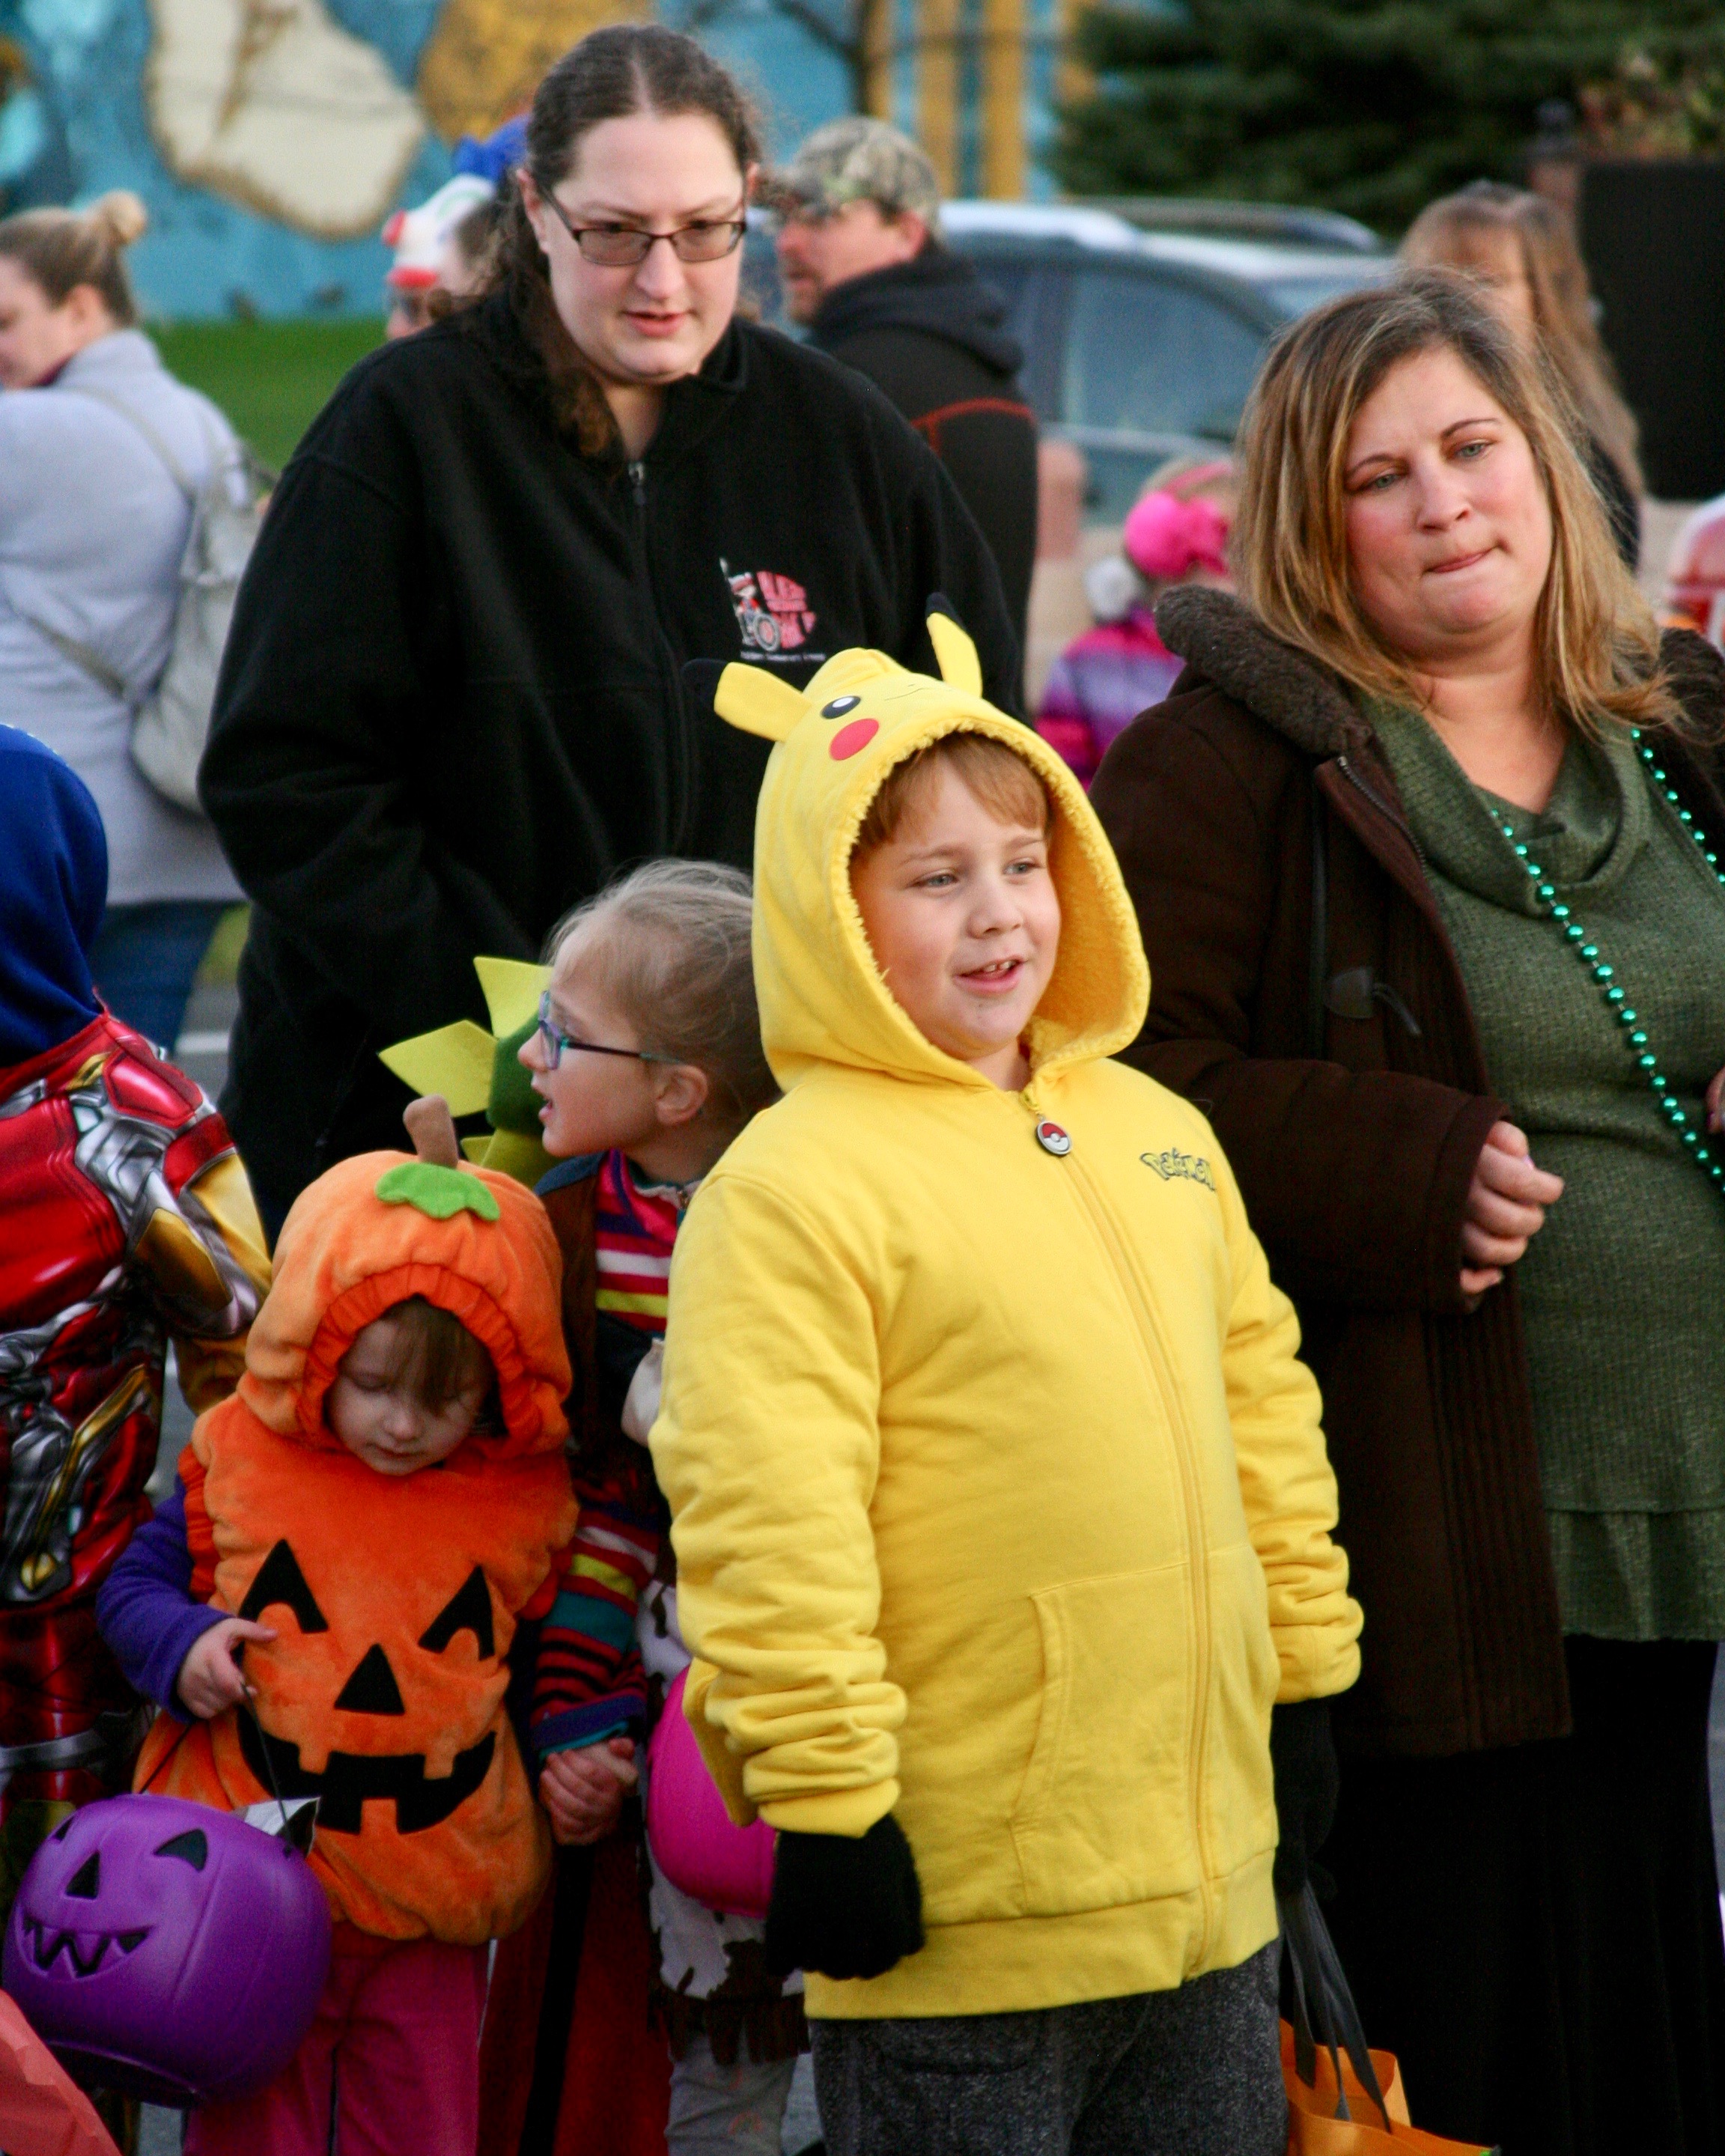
[0,193,244,1052]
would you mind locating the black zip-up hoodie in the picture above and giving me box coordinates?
[201,292,1017,1222]
[806,248,1025,374]
[805,250,1038,666]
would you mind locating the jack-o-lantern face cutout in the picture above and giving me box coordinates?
[234,1538,503,1836]
[10,1819,201,1981]
[2,1794,331,2107]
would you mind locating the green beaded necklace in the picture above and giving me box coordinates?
[1492,728,1725,1192]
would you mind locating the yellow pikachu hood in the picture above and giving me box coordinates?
[662,600,1361,2023]
[708,600,1150,1091]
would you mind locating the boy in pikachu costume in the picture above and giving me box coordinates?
[650,604,1363,2153]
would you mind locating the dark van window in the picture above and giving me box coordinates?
[1062,270,1264,439]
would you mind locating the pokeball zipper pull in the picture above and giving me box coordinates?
[1034,1118,1071,1158]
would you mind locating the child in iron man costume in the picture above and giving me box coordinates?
[0,727,270,1925]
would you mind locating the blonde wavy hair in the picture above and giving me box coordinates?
[1235,270,1675,739]
[1402,182,1641,495]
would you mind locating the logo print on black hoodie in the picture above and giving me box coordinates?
[722,558,823,663]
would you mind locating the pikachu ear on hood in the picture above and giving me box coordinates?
[684,597,984,748]
[684,657,805,743]
[924,595,982,695]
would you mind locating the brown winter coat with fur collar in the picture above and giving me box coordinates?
[1091,587,1725,1758]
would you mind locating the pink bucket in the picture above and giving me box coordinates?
[645,1667,776,1918]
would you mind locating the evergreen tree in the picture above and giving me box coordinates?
[1050,0,1725,231]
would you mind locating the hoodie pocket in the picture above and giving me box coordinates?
[1009,1564,1198,1916]
[1202,1541,1282,1874]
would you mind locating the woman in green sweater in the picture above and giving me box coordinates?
[1092,270,1725,2156]
[1366,695,1725,1638]
[1335,294,1725,2149]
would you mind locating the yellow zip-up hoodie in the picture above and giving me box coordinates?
[651,609,1361,2020]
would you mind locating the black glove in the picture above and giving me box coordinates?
[1270,1697,1339,1898]
[765,1813,925,1981]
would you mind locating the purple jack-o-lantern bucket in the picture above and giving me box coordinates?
[2,1794,331,2107]
[645,1668,776,1918]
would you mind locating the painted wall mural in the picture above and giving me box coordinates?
[0,0,646,316]
[147,0,427,237]
[0,0,923,320]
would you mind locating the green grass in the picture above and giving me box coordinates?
[150,317,386,471]
[195,904,251,988]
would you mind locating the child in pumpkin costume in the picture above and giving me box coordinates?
[480,862,790,2156]
[97,1132,576,2156]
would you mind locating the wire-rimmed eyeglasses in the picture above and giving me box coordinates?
[538,189,747,268]
[535,992,678,1071]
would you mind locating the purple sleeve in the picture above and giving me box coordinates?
[1035,656,1103,787]
[95,1482,228,1714]
[1036,651,1086,728]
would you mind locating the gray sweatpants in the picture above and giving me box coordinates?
[810,1941,1286,2156]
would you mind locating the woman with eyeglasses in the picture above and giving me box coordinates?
[200,23,1018,1239]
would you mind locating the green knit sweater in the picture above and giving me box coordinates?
[1369,708,1725,1639]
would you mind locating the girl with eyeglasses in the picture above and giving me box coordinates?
[494,860,790,2156]
[198,23,1019,1247]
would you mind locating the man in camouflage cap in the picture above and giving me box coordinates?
[774,117,1037,677]
[774,118,944,296]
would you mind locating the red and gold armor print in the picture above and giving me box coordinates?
[0,1010,269,1910]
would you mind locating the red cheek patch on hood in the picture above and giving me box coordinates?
[830,718,879,760]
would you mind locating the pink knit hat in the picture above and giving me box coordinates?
[1123,482,1231,582]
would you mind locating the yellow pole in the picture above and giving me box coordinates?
[918,0,960,193]
[1056,0,1090,112]
[981,0,1023,197]
[860,0,893,117]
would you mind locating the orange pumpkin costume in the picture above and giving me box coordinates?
[135,1151,577,1947]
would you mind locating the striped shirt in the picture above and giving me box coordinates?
[531,1151,691,1761]
[530,1480,660,1756]
[593,1151,683,1336]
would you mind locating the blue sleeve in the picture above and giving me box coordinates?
[95,1482,228,1714]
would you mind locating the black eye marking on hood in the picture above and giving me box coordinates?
[820,695,861,719]
[238,1541,329,1633]
[419,1567,496,1661]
